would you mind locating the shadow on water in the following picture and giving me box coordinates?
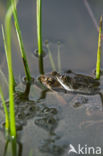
[3,139,16,156]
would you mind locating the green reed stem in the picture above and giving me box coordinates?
[0,87,9,134]
[2,25,16,90]
[4,2,16,138]
[36,0,43,56]
[11,138,17,156]
[10,0,31,82]
[96,16,102,79]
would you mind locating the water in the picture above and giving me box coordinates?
[0,0,103,156]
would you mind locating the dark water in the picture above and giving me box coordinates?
[0,0,103,156]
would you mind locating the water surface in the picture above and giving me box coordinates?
[0,0,103,156]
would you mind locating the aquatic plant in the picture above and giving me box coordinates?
[2,1,16,138]
[2,25,16,90]
[0,87,9,136]
[10,0,31,83]
[96,16,102,79]
[38,55,44,74]
[36,0,43,56]
[3,138,17,156]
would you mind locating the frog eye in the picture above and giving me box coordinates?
[51,71,57,76]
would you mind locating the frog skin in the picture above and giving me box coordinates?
[55,70,100,94]
[38,70,100,94]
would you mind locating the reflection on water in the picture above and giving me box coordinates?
[3,138,23,156]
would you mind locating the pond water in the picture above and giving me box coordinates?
[0,0,103,156]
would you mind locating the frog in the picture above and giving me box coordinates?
[37,71,103,118]
[38,70,100,94]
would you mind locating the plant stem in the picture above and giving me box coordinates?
[0,87,9,135]
[11,0,31,82]
[5,2,16,138]
[39,55,44,74]
[96,16,102,79]
[37,0,43,56]
[2,25,16,90]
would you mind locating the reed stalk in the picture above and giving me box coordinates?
[96,16,102,79]
[4,1,16,138]
[38,55,44,74]
[2,25,16,90]
[36,0,43,56]
[0,87,9,135]
[10,0,31,82]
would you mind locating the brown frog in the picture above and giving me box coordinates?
[38,70,100,94]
